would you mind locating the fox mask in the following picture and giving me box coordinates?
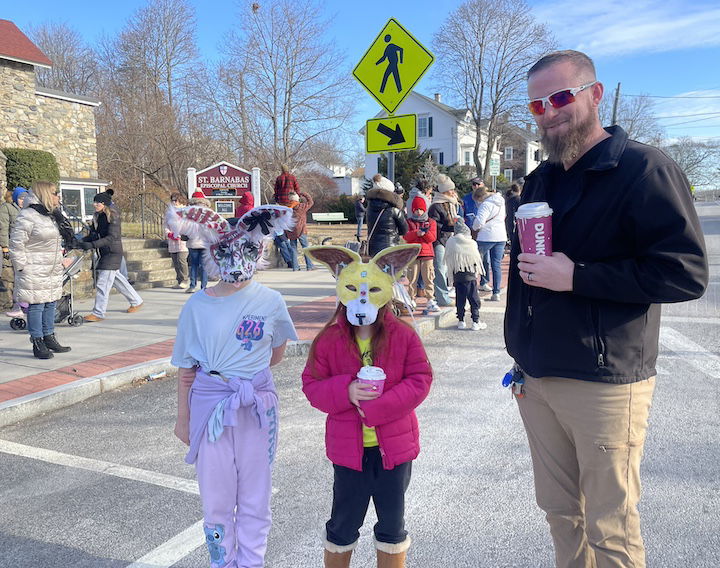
[304,244,420,326]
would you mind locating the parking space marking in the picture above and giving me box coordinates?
[659,326,720,379]
[0,439,199,494]
[125,520,205,568]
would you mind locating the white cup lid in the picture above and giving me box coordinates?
[357,365,386,380]
[516,202,553,218]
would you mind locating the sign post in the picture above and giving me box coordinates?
[354,18,434,181]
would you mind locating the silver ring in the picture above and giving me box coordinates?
[527,272,534,282]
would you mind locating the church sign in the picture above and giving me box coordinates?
[195,162,251,197]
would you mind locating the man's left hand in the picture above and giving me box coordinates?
[517,252,574,292]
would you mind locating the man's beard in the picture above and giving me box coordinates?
[540,111,595,165]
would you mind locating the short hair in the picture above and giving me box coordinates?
[281,164,290,174]
[527,50,597,82]
[32,181,58,212]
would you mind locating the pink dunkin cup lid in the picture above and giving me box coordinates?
[515,202,553,219]
[357,365,386,381]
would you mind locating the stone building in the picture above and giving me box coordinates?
[0,19,108,219]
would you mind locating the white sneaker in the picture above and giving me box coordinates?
[426,301,440,313]
[449,287,456,298]
[457,321,467,330]
[490,292,501,301]
[185,286,196,294]
[480,283,492,292]
[472,321,487,331]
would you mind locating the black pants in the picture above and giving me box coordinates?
[455,279,481,322]
[326,447,412,546]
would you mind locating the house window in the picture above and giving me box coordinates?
[439,152,444,165]
[504,146,514,160]
[418,116,433,138]
[504,169,513,182]
[464,151,471,166]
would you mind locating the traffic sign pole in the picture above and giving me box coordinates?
[388,152,395,185]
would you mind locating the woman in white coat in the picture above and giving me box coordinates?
[10,181,72,359]
[472,187,507,301]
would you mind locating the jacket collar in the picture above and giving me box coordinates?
[526,125,629,181]
[367,188,403,209]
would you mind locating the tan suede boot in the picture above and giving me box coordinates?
[375,537,411,568]
[376,550,407,568]
[324,549,353,568]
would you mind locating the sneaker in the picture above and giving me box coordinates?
[480,283,492,292]
[172,282,188,289]
[426,301,440,313]
[185,286,196,294]
[457,321,467,330]
[127,303,144,313]
[84,314,105,323]
[449,287,456,298]
[490,293,501,302]
[5,308,23,318]
[472,321,488,331]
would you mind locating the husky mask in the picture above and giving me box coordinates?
[166,204,295,285]
[304,244,420,326]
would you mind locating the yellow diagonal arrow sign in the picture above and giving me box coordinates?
[366,114,417,154]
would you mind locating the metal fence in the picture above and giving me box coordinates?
[122,192,168,239]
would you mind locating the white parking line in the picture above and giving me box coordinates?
[0,439,199,494]
[659,327,720,379]
[125,520,205,568]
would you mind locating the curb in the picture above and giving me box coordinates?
[0,309,456,428]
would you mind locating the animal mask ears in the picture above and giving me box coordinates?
[372,245,421,280]
[303,246,361,277]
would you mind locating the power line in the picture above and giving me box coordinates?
[656,112,720,119]
[623,93,720,99]
[663,114,720,127]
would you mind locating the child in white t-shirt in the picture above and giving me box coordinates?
[169,204,297,568]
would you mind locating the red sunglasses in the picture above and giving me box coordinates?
[528,81,597,116]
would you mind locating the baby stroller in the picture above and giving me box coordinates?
[9,254,86,330]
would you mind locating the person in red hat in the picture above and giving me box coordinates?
[402,196,438,311]
[191,190,206,200]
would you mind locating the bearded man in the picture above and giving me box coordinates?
[504,50,708,567]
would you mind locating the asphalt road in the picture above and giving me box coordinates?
[0,204,718,568]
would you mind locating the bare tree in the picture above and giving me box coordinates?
[433,0,555,179]
[28,22,97,95]
[600,93,664,144]
[216,0,355,191]
[663,137,720,188]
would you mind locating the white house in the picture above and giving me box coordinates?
[298,160,364,196]
[362,91,501,179]
[497,121,543,183]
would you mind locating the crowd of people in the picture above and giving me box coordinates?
[1,48,711,568]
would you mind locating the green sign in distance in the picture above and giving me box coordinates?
[353,18,434,115]
[366,114,417,154]
[489,157,501,177]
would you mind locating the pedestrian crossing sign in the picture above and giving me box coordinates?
[353,18,434,115]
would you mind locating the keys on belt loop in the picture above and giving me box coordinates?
[502,366,525,399]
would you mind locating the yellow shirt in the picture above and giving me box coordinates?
[355,335,378,447]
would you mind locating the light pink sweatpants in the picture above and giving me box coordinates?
[195,390,279,568]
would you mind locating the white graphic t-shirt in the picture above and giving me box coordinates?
[171,281,298,378]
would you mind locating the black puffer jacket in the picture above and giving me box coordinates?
[366,188,408,256]
[85,209,124,271]
[504,126,708,384]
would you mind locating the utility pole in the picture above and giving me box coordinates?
[387,152,395,184]
[611,82,621,126]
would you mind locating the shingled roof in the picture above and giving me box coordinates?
[0,19,52,68]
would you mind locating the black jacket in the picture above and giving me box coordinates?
[504,126,708,384]
[428,200,456,247]
[366,188,408,256]
[85,209,124,271]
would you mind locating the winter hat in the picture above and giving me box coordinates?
[436,174,455,193]
[191,190,205,199]
[454,219,471,237]
[93,192,113,206]
[411,196,427,213]
[372,176,395,192]
[12,186,28,205]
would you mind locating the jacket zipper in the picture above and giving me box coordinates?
[591,304,606,368]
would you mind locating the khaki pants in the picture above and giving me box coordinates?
[406,257,434,301]
[516,375,655,568]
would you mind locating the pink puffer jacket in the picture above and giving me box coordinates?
[302,310,433,471]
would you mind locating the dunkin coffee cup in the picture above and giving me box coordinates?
[515,202,553,256]
[356,365,386,395]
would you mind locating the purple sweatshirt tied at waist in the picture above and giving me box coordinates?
[185,367,276,464]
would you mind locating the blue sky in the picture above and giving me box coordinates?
[4,0,720,142]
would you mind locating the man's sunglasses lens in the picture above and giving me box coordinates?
[528,89,577,115]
